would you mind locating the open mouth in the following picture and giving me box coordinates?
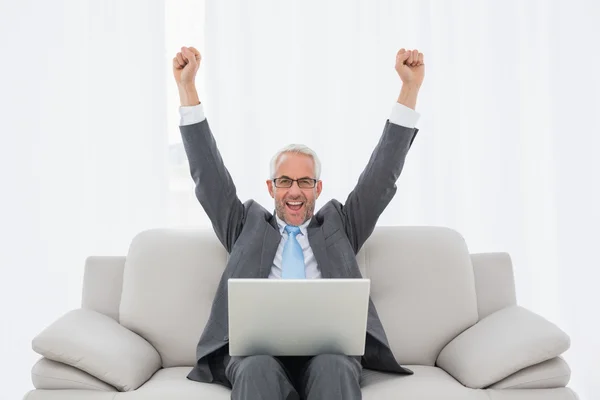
[285,201,304,212]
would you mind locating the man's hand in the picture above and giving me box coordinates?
[173,46,201,86]
[173,46,201,106]
[395,48,424,87]
[395,48,424,110]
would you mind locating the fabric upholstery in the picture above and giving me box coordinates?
[31,357,116,391]
[23,391,118,400]
[471,252,517,319]
[32,309,161,391]
[23,370,578,400]
[82,256,125,321]
[119,367,231,399]
[437,306,571,388]
[485,388,579,400]
[362,226,479,365]
[122,226,479,368]
[489,357,571,389]
[119,228,227,368]
[361,365,487,399]
[25,226,577,399]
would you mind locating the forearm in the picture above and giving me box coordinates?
[178,83,201,106]
[396,84,420,110]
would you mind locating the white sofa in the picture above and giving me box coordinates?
[25,226,578,399]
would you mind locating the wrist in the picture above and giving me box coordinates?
[177,83,200,106]
[401,82,421,91]
[397,84,420,110]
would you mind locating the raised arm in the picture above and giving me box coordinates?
[174,46,245,251]
[342,49,425,253]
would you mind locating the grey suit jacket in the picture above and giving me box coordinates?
[181,117,418,386]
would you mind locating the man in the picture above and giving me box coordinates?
[174,45,424,400]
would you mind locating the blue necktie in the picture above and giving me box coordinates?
[282,225,306,279]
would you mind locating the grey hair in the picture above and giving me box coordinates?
[269,144,321,180]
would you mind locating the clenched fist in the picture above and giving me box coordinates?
[173,46,201,87]
[395,49,424,88]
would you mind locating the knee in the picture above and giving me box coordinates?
[308,354,361,376]
[235,355,281,378]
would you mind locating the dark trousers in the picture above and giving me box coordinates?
[224,354,362,400]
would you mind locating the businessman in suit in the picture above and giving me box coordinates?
[174,45,424,400]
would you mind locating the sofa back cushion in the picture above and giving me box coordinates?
[356,226,478,365]
[119,226,479,367]
[119,228,227,367]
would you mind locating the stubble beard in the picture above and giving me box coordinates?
[275,195,316,226]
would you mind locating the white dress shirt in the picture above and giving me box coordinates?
[179,102,421,128]
[269,214,321,279]
[179,102,420,279]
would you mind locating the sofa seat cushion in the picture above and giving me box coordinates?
[127,365,488,399]
[23,391,117,400]
[361,365,488,400]
[24,366,578,400]
[124,367,231,399]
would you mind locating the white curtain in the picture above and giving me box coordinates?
[1,0,597,398]
[200,0,598,397]
[1,0,170,397]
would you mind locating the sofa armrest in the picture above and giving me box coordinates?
[436,305,570,389]
[488,356,571,389]
[32,357,117,391]
[32,308,161,391]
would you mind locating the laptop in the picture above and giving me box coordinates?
[227,278,370,357]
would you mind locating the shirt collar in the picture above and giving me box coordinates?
[275,213,311,236]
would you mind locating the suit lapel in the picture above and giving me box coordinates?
[258,212,282,278]
[267,210,279,231]
[307,226,332,278]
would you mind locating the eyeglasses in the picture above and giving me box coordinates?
[273,177,318,189]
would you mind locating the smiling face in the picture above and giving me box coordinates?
[266,152,322,226]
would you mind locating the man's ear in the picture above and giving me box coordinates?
[316,180,323,199]
[266,179,275,198]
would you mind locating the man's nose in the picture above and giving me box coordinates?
[287,181,302,194]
